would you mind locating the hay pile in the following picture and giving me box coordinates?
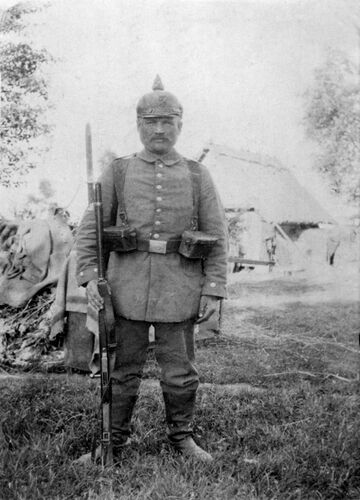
[0,287,64,371]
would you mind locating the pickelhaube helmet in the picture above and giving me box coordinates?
[136,75,183,118]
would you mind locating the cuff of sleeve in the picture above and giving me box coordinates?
[77,268,99,287]
[202,281,227,298]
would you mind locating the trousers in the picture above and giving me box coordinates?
[111,317,200,446]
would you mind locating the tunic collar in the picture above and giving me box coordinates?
[137,148,181,166]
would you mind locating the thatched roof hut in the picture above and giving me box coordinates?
[198,144,335,225]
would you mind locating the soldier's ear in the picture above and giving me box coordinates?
[177,119,183,132]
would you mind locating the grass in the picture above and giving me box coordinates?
[1,270,360,499]
[217,301,359,385]
[1,376,359,499]
[227,277,327,298]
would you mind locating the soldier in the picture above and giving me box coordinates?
[76,76,228,462]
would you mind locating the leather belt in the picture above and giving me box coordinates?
[137,238,181,254]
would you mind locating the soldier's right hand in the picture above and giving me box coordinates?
[86,279,104,311]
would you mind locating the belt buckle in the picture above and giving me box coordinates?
[149,239,167,254]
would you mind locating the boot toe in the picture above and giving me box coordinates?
[173,437,213,463]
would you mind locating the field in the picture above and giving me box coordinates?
[1,263,359,500]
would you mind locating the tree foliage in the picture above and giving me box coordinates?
[304,51,360,204]
[0,2,53,187]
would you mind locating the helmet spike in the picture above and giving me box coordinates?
[152,75,164,91]
[137,76,183,117]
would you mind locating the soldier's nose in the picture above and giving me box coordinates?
[154,122,165,133]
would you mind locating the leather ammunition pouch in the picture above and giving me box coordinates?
[178,230,218,259]
[103,226,137,253]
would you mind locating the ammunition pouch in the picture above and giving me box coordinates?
[178,230,218,259]
[103,226,137,253]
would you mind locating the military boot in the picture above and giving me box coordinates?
[163,390,213,463]
[172,436,213,463]
[111,387,138,462]
[72,387,137,466]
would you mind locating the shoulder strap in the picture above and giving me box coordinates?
[186,159,201,231]
[111,156,202,229]
[112,156,133,225]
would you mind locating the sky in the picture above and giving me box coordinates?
[1,0,359,219]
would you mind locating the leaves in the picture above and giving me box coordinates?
[0,4,53,187]
[303,51,360,204]
[0,43,47,85]
[0,3,39,34]
[0,287,56,368]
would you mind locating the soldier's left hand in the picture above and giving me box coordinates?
[196,295,219,324]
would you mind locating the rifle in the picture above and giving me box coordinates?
[85,123,95,204]
[86,124,116,467]
[94,182,116,467]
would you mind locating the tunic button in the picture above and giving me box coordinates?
[156,173,162,178]
[156,185,162,190]
[210,282,216,288]
[156,208,161,213]
[156,196,162,202]
[153,233,160,239]
[158,163,164,168]
[155,220,161,225]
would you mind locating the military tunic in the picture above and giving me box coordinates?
[76,148,228,323]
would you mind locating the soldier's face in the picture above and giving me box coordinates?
[137,116,182,155]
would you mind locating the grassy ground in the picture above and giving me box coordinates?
[1,265,359,499]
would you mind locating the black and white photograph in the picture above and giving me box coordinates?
[0,0,359,498]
